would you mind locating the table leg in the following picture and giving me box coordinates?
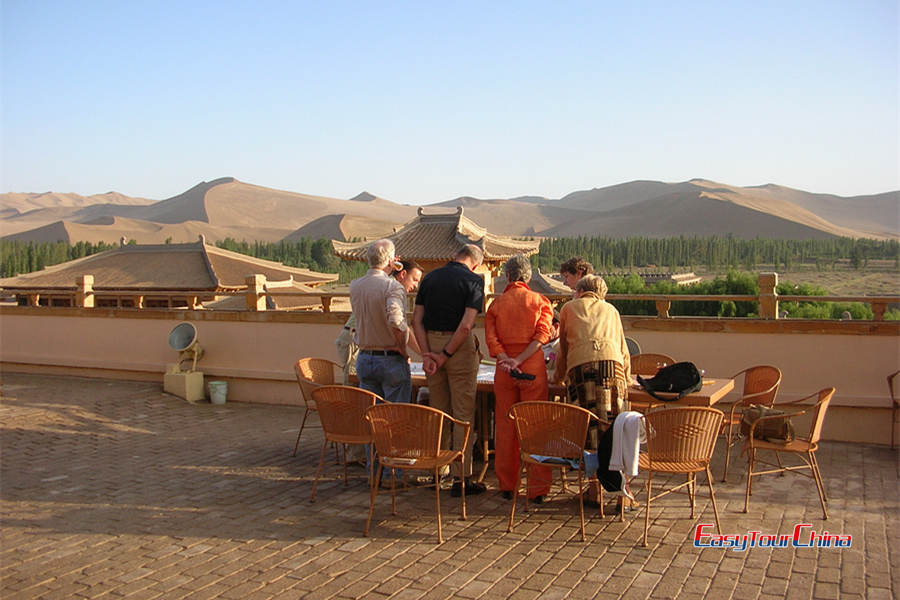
[475,390,492,483]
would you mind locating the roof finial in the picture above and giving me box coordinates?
[456,206,463,215]
[417,206,424,216]
[199,234,206,245]
[120,236,127,247]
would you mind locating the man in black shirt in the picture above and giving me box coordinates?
[413,244,486,497]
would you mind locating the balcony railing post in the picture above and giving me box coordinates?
[655,299,671,318]
[872,301,887,322]
[246,274,267,311]
[758,272,778,319]
[76,275,95,308]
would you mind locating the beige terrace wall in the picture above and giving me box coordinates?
[1,307,898,445]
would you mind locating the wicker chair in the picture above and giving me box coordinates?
[506,401,601,541]
[888,371,899,450]
[364,403,471,543]
[639,406,724,547]
[629,353,676,413]
[720,365,782,481]
[743,387,835,520]
[309,385,380,502]
[625,337,642,357]
[292,358,340,456]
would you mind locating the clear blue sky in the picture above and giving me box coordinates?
[2,0,897,204]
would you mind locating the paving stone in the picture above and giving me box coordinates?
[0,373,895,600]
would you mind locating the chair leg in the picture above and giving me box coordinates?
[342,444,350,486]
[721,422,734,481]
[775,451,786,475]
[389,471,397,515]
[310,439,328,503]
[460,461,466,520]
[476,436,490,483]
[364,464,383,537]
[459,461,467,522]
[596,479,605,519]
[292,408,311,456]
[705,466,722,534]
[578,467,586,542]
[643,470,653,547]
[892,403,898,450]
[619,485,625,523]
[809,451,829,520]
[809,452,828,503]
[435,467,443,543]
[507,465,523,533]
[688,474,696,519]
[744,448,755,513]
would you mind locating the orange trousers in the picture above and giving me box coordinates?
[494,350,552,498]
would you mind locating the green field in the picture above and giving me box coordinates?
[700,260,899,296]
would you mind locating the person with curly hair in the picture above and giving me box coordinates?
[559,256,594,290]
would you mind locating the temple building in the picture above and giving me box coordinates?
[331,206,541,292]
[0,237,337,310]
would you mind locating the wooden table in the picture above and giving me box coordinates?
[626,377,735,407]
[410,363,496,482]
[409,363,566,483]
[406,365,733,482]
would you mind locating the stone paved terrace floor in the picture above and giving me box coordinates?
[1,373,898,600]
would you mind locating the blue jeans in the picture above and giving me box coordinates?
[356,353,411,480]
[355,353,412,405]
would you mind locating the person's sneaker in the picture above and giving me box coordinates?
[450,478,486,497]
[530,495,544,504]
[501,490,513,500]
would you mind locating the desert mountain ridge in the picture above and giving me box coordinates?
[1,176,897,245]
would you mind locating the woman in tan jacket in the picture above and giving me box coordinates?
[554,275,631,448]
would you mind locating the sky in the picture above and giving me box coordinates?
[1,0,897,204]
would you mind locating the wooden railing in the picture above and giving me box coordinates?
[3,272,898,321]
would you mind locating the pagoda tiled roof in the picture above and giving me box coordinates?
[202,280,322,310]
[331,207,540,262]
[0,239,337,291]
[493,269,571,295]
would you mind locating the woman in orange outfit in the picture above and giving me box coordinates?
[485,255,554,501]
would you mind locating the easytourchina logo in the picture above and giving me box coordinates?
[693,523,852,552]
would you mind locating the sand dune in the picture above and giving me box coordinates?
[1,176,896,244]
[1,191,152,213]
[432,197,600,236]
[285,214,398,241]
[2,216,293,245]
[539,192,849,239]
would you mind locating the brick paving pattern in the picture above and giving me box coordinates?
[1,373,897,599]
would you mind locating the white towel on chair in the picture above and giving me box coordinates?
[609,411,646,477]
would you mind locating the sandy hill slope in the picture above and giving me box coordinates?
[431,196,598,236]
[1,179,419,244]
[0,192,155,236]
[284,214,398,242]
[2,216,291,245]
[1,191,152,213]
[2,176,896,244]
[199,182,416,229]
[557,180,700,212]
[540,191,855,239]
[550,179,897,238]
[741,183,899,238]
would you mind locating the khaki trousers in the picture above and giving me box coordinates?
[425,332,479,477]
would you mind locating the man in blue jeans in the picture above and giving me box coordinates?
[349,239,417,483]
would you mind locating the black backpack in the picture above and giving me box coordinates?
[636,361,703,402]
